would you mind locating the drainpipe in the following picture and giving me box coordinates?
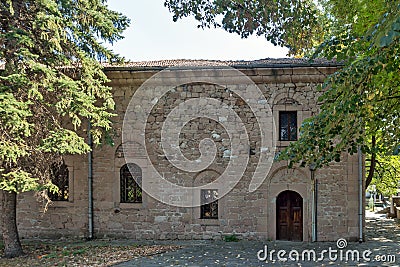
[358,146,364,242]
[88,121,94,240]
[314,178,318,241]
[310,164,317,242]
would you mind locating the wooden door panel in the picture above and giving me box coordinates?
[278,208,288,223]
[278,226,289,240]
[276,191,303,241]
[292,207,302,241]
[277,207,289,240]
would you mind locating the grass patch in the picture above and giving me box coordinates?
[40,246,88,259]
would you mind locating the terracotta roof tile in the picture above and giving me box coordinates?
[0,58,339,71]
[103,58,339,69]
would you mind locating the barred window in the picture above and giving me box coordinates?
[279,111,297,141]
[49,161,69,201]
[200,189,218,219]
[120,163,142,203]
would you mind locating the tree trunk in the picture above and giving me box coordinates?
[1,190,24,258]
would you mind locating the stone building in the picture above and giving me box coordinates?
[10,59,365,242]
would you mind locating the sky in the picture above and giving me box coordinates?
[105,0,289,62]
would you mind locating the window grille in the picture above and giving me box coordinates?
[120,163,142,203]
[49,162,69,201]
[200,189,218,219]
[279,111,297,141]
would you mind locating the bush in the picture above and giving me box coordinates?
[224,234,239,242]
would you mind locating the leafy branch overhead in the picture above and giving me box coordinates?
[166,0,400,189]
[164,0,327,56]
[279,1,400,175]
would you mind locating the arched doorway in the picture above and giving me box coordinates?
[276,190,303,241]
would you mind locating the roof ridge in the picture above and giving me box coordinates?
[101,58,339,69]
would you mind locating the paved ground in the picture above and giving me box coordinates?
[115,210,400,266]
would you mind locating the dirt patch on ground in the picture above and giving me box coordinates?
[0,240,180,266]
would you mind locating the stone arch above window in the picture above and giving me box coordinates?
[272,92,306,106]
[193,169,221,186]
[49,161,69,201]
[120,163,142,203]
[115,141,146,159]
[276,97,300,105]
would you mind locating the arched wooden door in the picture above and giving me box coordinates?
[276,190,303,241]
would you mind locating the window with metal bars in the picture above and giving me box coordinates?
[279,111,298,141]
[120,163,142,203]
[49,161,69,201]
[200,189,218,219]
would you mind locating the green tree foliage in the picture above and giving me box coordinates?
[277,1,400,182]
[368,154,400,197]
[165,0,400,190]
[0,0,129,257]
[164,0,327,55]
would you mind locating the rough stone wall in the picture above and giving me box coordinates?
[11,65,362,241]
[16,154,89,238]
